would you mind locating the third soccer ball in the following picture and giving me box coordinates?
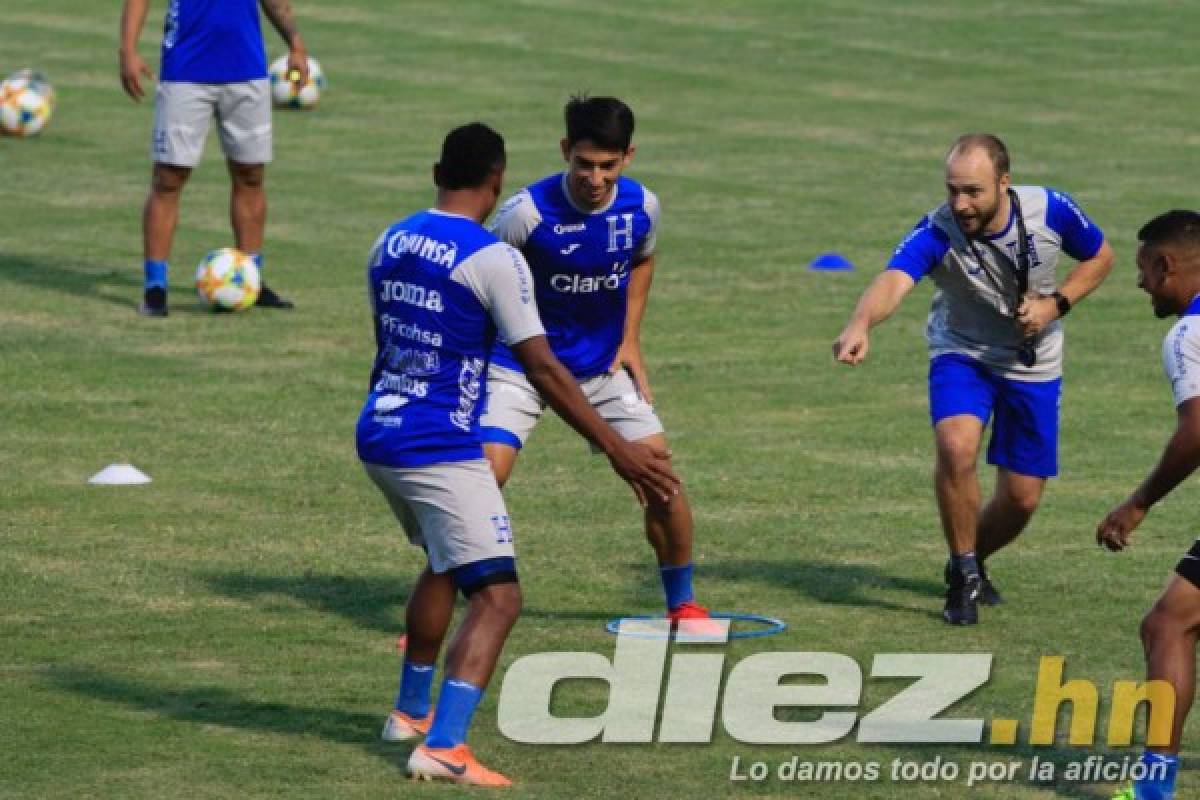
[195,248,261,311]
[269,56,324,110]
[0,69,55,137]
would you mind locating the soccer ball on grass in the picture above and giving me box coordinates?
[195,248,261,311]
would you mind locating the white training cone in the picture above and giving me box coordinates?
[88,463,152,485]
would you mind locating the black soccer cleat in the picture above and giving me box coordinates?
[943,570,982,626]
[138,287,168,317]
[944,560,1003,606]
[256,283,294,309]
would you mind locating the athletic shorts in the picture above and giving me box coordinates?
[362,459,517,591]
[1176,540,1200,588]
[151,79,272,167]
[928,353,1062,478]
[479,364,664,450]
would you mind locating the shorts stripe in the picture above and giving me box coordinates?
[480,426,523,450]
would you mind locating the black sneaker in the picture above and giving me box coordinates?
[256,284,294,309]
[943,570,982,625]
[943,560,1003,606]
[138,287,168,317]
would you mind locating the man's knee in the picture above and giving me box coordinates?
[228,161,265,189]
[151,163,191,195]
[470,582,522,624]
[1141,605,1179,651]
[936,435,979,476]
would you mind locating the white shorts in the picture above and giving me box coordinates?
[480,364,665,450]
[362,459,515,577]
[151,79,272,167]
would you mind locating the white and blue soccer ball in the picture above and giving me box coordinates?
[269,55,324,110]
[195,248,261,311]
[0,69,55,137]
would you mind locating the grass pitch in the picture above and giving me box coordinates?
[2,1,1198,797]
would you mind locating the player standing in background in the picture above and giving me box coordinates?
[360,123,678,786]
[1098,211,1200,800]
[119,0,306,316]
[481,95,714,627]
[833,133,1114,625]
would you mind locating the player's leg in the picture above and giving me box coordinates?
[1126,567,1200,799]
[976,468,1045,561]
[480,365,545,488]
[140,81,209,316]
[403,461,521,786]
[383,565,454,742]
[929,354,995,625]
[586,368,712,621]
[215,79,291,308]
[976,372,1059,602]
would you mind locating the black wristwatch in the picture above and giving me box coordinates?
[1051,291,1071,317]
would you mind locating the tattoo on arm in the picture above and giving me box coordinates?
[259,0,299,46]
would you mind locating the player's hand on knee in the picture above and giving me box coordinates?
[606,440,679,506]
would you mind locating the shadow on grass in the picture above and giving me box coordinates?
[202,569,621,635]
[203,571,410,635]
[0,252,141,310]
[703,558,945,620]
[44,666,408,770]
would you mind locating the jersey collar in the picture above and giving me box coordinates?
[1184,293,1200,317]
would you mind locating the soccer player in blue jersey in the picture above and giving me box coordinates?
[119,0,306,315]
[1098,211,1200,800]
[359,123,678,786]
[480,95,715,627]
[833,133,1114,625]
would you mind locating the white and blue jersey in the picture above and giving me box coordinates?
[160,0,268,84]
[488,173,660,379]
[888,185,1104,380]
[356,210,545,469]
[1164,296,1200,408]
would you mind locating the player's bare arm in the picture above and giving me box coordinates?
[832,269,916,365]
[1017,240,1115,338]
[118,0,153,101]
[610,255,655,402]
[258,0,308,83]
[512,335,680,506]
[1098,396,1200,551]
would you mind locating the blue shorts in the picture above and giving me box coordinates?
[928,354,1061,478]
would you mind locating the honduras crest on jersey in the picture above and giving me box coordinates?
[488,173,660,379]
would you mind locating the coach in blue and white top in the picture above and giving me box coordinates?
[478,96,717,629]
[833,134,1114,626]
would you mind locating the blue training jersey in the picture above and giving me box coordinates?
[160,0,268,83]
[488,173,660,379]
[356,210,545,469]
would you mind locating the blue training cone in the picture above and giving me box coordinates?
[809,252,855,271]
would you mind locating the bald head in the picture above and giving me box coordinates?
[946,133,1010,180]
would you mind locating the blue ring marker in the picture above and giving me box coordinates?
[605,612,786,640]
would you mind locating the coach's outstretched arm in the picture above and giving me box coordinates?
[832,269,916,366]
[512,336,681,506]
[1097,397,1200,552]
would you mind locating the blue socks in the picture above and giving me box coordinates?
[144,259,168,290]
[1134,750,1179,799]
[395,660,434,718]
[425,678,483,749]
[250,252,262,275]
[660,562,695,610]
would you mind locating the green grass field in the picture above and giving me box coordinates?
[3,1,1199,797]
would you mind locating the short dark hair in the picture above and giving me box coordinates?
[948,133,1010,177]
[434,123,505,190]
[1138,210,1200,253]
[564,95,634,151]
